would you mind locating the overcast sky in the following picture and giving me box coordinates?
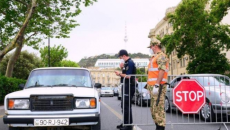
[24,0,182,62]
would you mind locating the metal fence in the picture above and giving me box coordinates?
[122,74,230,130]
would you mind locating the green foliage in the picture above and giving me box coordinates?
[136,68,147,82]
[161,0,230,74]
[60,60,79,67]
[79,53,150,68]
[0,0,97,53]
[0,51,42,79]
[40,44,68,67]
[0,76,26,104]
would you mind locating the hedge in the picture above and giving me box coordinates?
[0,76,26,104]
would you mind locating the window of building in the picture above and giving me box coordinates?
[183,58,186,67]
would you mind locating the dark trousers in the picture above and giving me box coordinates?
[121,85,135,124]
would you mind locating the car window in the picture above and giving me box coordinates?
[194,76,230,86]
[138,82,147,90]
[25,69,92,88]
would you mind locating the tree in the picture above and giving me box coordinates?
[0,0,97,76]
[161,0,230,74]
[0,51,42,79]
[60,60,79,67]
[40,45,68,67]
[136,68,147,82]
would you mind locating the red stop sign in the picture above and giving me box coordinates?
[173,79,206,114]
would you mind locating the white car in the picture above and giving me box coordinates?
[117,84,122,100]
[3,67,102,130]
[100,87,114,97]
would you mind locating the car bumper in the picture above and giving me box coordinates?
[3,113,99,127]
[213,104,230,115]
[101,94,113,97]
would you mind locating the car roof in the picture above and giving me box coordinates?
[32,67,89,71]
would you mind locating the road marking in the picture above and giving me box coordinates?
[101,101,142,130]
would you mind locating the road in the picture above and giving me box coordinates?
[1,97,230,130]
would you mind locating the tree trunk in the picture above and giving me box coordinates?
[5,43,23,77]
[0,0,37,63]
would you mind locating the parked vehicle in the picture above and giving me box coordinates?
[117,84,122,100]
[100,87,114,97]
[132,82,150,106]
[113,87,119,96]
[3,67,101,130]
[165,74,230,121]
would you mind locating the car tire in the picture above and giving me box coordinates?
[118,96,121,100]
[91,116,101,130]
[200,101,215,122]
[165,98,171,113]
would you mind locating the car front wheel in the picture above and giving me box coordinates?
[165,98,171,113]
[200,101,214,121]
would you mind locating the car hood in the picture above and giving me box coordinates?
[204,86,230,93]
[138,88,148,93]
[5,87,97,98]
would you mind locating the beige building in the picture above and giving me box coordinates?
[89,68,121,87]
[148,6,189,75]
[148,3,230,75]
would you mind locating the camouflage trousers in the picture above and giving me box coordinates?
[147,84,167,127]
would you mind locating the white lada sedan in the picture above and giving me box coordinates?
[3,67,102,130]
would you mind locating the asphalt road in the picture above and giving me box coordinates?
[1,97,230,130]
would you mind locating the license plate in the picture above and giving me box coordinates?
[34,118,69,126]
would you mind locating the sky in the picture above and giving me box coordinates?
[23,0,182,62]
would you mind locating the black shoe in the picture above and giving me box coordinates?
[120,126,133,130]
[157,125,165,130]
[117,124,123,129]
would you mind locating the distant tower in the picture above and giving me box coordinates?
[124,22,128,49]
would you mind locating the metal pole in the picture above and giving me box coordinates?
[48,37,50,67]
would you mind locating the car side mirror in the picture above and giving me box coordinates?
[18,84,25,89]
[95,83,102,88]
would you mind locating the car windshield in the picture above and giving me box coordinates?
[193,76,230,86]
[101,87,112,90]
[138,82,147,90]
[25,69,92,88]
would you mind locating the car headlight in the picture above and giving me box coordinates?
[142,93,147,97]
[220,92,230,103]
[75,98,96,109]
[8,99,30,110]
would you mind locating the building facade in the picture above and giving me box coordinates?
[95,59,149,69]
[89,68,121,87]
[148,4,230,75]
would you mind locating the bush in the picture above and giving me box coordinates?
[0,76,26,104]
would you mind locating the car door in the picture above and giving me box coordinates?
[167,77,184,107]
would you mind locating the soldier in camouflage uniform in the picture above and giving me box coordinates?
[147,41,169,130]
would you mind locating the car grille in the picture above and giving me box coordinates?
[30,95,73,111]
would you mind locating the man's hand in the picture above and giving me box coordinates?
[115,71,120,76]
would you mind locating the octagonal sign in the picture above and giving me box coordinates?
[173,79,206,114]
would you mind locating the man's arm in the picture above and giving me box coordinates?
[156,53,168,84]
[156,69,165,84]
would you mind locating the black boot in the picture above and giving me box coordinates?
[155,123,159,130]
[158,125,165,130]
[117,123,123,129]
[120,126,133,130]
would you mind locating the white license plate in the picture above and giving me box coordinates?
[34,118,69,126]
